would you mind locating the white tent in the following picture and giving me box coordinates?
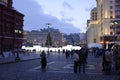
[62,45,73,51]
[88,43,103,48]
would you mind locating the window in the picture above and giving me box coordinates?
[110,16,113,19]
[110,1,113,4]
[116,15,120,18]
[110,6,113,9]
[115,11,120,14]
[110,11,113,14]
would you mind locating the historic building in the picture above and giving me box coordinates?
[87,0,120,48]
[87,7,99,44]
[64,33,86,46]
[0,0,24,56]
[25,28,65,47]
[96,0,120,48]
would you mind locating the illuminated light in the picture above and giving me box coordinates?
[114,22,118,25]
[106,41,109,44]
[100,41,104,44]
[110,22,114,25]
[111,21,118,26]
[15,30,18,33]
[19,30,22,34]
[104,10,109,19]
[89,21,98,25]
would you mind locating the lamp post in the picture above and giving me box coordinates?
[46,23,51,55]
[110,21,118,48]
[15,29,22,61]
[103,26,106,49]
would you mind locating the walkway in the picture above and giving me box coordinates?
[0,51,40,64]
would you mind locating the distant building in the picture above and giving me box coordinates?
[25,28,65,47]
[0,0,24,55]
[64,34,73,45]
[79,33,86,45]
[64,33,86,46]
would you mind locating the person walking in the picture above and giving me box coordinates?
[103,48,113,73]
[40,50,47,71]
[78,48,87,73]
[102,49,106,71]
[73,50,79,73]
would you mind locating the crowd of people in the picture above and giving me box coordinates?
[40,47,88,73]
[40,46,119,74]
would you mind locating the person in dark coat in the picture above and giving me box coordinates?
[40,50,47,70]
[102,50,106,71]
[78,48,88,73]
[73,50,79,73]
[103,48,113,73]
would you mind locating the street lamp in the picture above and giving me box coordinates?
[15,29,22,61]
[46,23,51,55]
[110,21,118,48]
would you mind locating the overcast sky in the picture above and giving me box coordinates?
[13,0,96,34]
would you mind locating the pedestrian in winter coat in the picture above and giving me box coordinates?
[103,48,113,73]
[73,51,79,73]
[40,50,47,70]
[78,48,87,73]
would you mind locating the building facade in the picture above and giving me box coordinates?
[64,33,86,46]
[25,28,65,47]
[0,0,24,55]
[87,0,120,48]
[96,0,120,48]
[64,33,80,45]
[87,7,99,44]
